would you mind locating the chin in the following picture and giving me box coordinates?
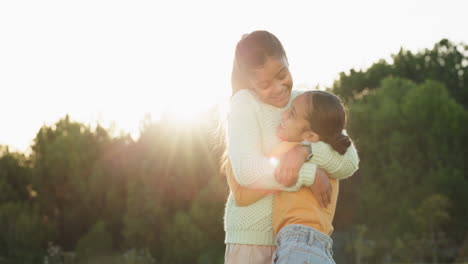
[279,94,291,107]
[268,94,290,108]
[276,130,286,141]
[274,99,288,108]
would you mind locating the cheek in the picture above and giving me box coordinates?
[258,90,271,101]
[256,88,276,104]
[285,120,295,134]
[283,75,293,90]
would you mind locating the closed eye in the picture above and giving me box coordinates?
[277,69,288,80]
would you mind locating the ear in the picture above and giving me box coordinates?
[303,130,320,143]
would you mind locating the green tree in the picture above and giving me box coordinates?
[0,146,32,202]
[123,174,166,257]
[75,220,113,261]
[0,202,50,263]
[0,147,51,263]
[30,116,124,250]
[343,77,468,262]
[410,194,450,263]
[331,39,468,108]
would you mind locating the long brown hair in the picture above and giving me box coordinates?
[231,30,287,95]
[304,91,352,155]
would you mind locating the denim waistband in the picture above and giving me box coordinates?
[276,224,333,250]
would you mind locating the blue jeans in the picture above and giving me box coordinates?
[273,224,335,264]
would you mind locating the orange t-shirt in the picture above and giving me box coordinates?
[226,142,339,235]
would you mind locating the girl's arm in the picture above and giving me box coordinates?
[276,137,359,187]
[225,161,270,207]
[309,140,359,180]
[227,90,316,191]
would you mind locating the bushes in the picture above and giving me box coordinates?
[0,202,50,264]
[339,77,468,262]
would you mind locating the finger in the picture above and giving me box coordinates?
[324,192,330,207]
[325,185,331,206]
[287,168,294,186]
[291,168,299,185]
[277,162,285,184]
[276,166,284,183]
[323,187,329,206]
[317,192,324,208]
[274,167,281,182]
[282,172,290,186]
[285,169,292,187]
[290,169,297,186]
[321,194,327,208]
[278,157,287,182]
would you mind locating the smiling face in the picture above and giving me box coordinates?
[247,56,293,108]
[277,93,320,142]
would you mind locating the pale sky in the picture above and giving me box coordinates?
[1,0,467,153]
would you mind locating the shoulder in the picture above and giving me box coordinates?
[230,89,260,113]
[231,89,256,104]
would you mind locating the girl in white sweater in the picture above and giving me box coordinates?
[224,31,359,264]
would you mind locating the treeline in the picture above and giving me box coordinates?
[0,39,467,264]
[0,116,227,264]
[330,39,468,263]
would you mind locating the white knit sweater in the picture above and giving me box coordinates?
[224,89,359,246]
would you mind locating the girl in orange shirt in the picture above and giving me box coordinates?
[227,90,358,264]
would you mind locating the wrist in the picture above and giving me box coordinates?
[300,141,313,161]
[295,145,308,159]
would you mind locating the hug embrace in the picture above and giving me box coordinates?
[223,31,360,264]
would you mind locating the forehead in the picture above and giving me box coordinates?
[249,56,288,83]
[292,93,311,115]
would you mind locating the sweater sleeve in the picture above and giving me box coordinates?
[227,90,316,191]
[309,140,359,180]
[225,161,271,207]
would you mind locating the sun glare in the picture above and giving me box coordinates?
[163,103,211,123]
[150,90,226,125]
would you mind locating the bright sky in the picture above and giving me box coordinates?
[1,0,467,153]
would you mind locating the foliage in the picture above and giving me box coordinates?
[75,221,113,260]
[0,202,50,264]
[331,39,468,108]
[340,77,468,263]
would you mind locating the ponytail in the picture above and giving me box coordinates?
[328,132,351,155]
